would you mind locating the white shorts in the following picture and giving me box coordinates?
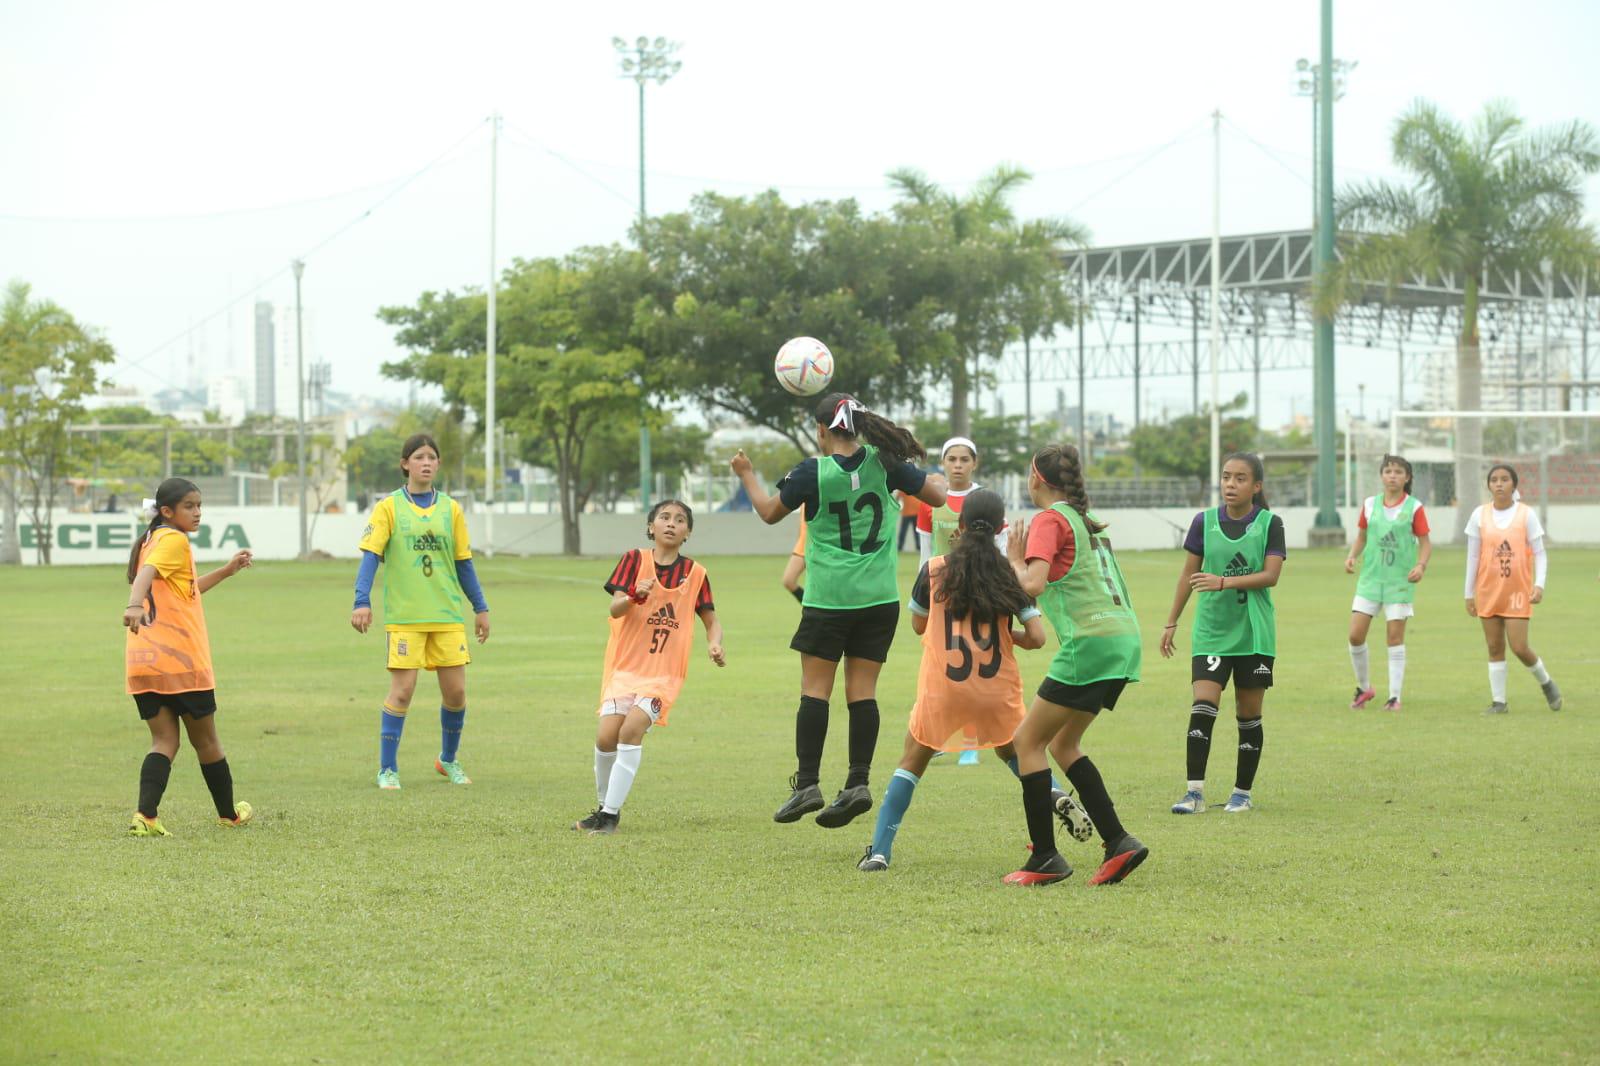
[599,694,663,724]
[1351,596,1414,621]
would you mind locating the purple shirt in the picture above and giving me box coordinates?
[1183,507,1287,558]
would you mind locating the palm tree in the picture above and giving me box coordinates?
[1323,100,1600,527]
[888,165,1088,436]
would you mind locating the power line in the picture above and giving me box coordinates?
[1065,120,1208,213]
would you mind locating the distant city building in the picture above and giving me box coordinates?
[1418,343,1572,412]
[272,304,314,418]
[207,375,249,424]
[253,301,275,416]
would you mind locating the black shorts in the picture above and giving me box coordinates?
[133,690,217,720]
[1191,654,1275,690]
[790,603,900,663]
[1036,676,1129,715]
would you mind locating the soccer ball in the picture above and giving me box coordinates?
[773,337,835,397]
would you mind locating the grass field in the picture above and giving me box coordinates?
[2,546,1597,1063]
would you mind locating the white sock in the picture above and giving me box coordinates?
[594,747,616,806]
[602,743,642,814]
[1387,645,1406,700]
[1187,779,1204,793]
[1488,661,1508,703]
[1528,658,1551,684]
[1349,643,1370,688]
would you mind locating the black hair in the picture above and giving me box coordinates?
[645,499,694,540]
[1032,443,1106,534]
[1380,454,1415,497]
[937,488,1031,624]
[126,477,200,584]
[1486,463,1519,488]
[1222,451,1269,510]
[814,392,926,465]
[400,433,441,476]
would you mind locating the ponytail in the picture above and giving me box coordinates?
[937,489,1030,623]
[126,477,200,583]
[1031,443,1105,534]
[1222,452,1268,509]
[1380,454,1414,497]
[814,392,926,464]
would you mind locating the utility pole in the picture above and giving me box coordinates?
[484,111,499,556]
[293,258,307,559]
[1209,109,1222,509]
[1309,0,1344,542]
[1539,257,1552,527]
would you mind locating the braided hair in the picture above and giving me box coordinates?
[1032,443,1106,534]
[814,393,926,465]
[126,477,200,583]
[1379,454,1414,497]
[937,488,1030,623]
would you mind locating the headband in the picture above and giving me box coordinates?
[941,436,978,460]
[1030,457,1057,489]
[140,497,159,522]
[828,396,866,435]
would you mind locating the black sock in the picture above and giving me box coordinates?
[1235,717,1264,791]
[1020,769,1057,857]
[1186,700,1219,781]
[845,699,879,789]
[795,696,829,789]
[137,752,172,819]
[790,586,804,603]
[200,757,236,819]
[1065,755,1125,846]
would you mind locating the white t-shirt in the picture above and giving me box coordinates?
[1463,503,1545,541]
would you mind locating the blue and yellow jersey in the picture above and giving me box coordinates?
[360,489,472,632]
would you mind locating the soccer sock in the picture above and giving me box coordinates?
[1003,754,1061,790]
[137,752,172,819]
[1186,700,1219,783]
[1235,717,1264,792]
[870,768,919,861]
[199,757,236,820]
[794,696,829,790]
[601,743,642,814]
[1065,755,1126,845]
[1488,661,1508,702]
[845,699,879,789]
[1349,643,1370,689]
[1528,658,1551,684]
[1019,768,1058,857]
[439,705,466,763]
[1388,645,1407,699]
[379,706,406,772]
[790,586,804,603]
[594,747,617,806]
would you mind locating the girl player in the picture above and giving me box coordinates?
[857,490,1086,872]
[1344,455,1432,711]
[351,433,490,789]
[1465,464,1562,714]
[1003,445,1146,886]
[732,393,947,829]
[574,500,725,834]
[123,478,254,835]
[1161,453,1284,815]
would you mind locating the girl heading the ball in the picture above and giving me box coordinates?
[123,478,255,836]
[1343,455,1432,711]
[1464,464,1561,714]
[351,433,490,790]
[1161,452,1284,816]
[732,393,947,830]
[573,499,726,835]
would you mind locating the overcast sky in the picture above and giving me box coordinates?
[4,0,1597,430]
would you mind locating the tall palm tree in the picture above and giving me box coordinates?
[1323,100,1600,527]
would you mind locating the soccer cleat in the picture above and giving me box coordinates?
[435,758,472,785]
[1484,701,1509,716]
[773,774,825,823]
[815,785,873,829]
[1542,680,1563,711]
[1350,686,1377,709]
[1383,698,1402,712]
[377,769,401,790]
[573,808,605,832]
[857,846,889,872]
[218,801,253,828]
[1003,849,1072,886]
[1223,791,1253,813]
[587,811,620,835]
[1088,832,1149,885]
[1052,788,1095,842]
[1170,789,1205,815]
[127,813,170,837]
[957,749,980,766]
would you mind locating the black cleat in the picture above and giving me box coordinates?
[587,811,620,835]
[1003,848,1072,886]
[1052,788,1095,842]
[815,785,873,828]
[573,808,605,831]
[774,774,825,823]
[1088,832,1149,885]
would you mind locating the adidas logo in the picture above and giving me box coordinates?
[1379,530,1398,548]
[1494,540,1514,559]
[1187,729,1209,740]
[1253,663,1272,675]
[644,602,681,630]
[1238,742,1260,751]
[1224,551,1253,578]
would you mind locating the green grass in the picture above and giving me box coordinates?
[2,548,1598,1064]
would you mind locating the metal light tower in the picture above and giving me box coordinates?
[615,35,682,511]
[1306,0,1348,540]
[1294,56,1355,230]
[292,258,307,559]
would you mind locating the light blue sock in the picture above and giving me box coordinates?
[440,705,466,763]
[1004,755,1061,790]
[380,707,406,772]
[870,769,919,862]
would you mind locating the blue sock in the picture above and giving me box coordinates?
[380,707,406,772]
[1004,755,1061,790]
[440,705,466,763]
[870,769,919,862]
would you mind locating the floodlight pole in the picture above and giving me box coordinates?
[1310,0,1343,539]
[1209,109,1222,509]
[485,111,499,556]
[1540,257,1552,527]
[292,258,307,560]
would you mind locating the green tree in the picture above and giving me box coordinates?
[1126,393,1258,491]
[912,410,1035,479]
[545,415,710,513]
[1323,100,1600,525]
[0,282,115,563]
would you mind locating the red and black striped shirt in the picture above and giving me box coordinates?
[604,549,715,613]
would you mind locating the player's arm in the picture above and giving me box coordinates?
[699,607,725,666]
[908,562,933,635]
[914,473,947,508]
[351,550,382,633]
[1161,552,1202,657]
[197,550,252,593]
[609,590,635,618]
[1011,609,1047,650]
[1410,533,1432,582]
[122,564,159,632]
[1463,529,1481,614]
[1204,554,1283,591]
[730,449,792,525]
[1344,527,1366,574]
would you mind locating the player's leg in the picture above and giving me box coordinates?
[1384,614,1408,710]
[1004,697,1076,884]
[379,667,418,788]
[1038,736,1093,841]
[593,704,656,834]
[777,605,843,822]
[1174,671,1225,813]
[1046,690,1146,884]
[816,651,886,828]
[1480,617,1508,713]
[1504,618,1560,710]
[860,732,935,870]
[131,705,180,835]
[576,711,626,831]
[1226,681,1266,813]
[433,661,470,784]
[1348,607,1376,707]
[181,710,249,826]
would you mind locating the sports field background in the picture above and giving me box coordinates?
[3,547,1597,1062]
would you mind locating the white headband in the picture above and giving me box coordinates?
[140,497,159,521]
[941,436,978,460]
[828,397,865,434]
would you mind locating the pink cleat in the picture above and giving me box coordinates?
[1350,687,1377,709]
